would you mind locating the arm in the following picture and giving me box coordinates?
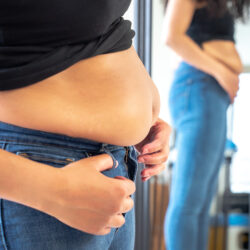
[0,149,135,235]
[162,0,239,101]
[0,148,56,210]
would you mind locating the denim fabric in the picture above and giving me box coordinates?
[0,121,138,250]
[164,62,230,250]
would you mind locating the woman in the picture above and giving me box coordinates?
[163,0,249,249]
[0,1,171,250]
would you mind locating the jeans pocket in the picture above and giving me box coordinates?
[16,151,76,165]
[4,142,85,168]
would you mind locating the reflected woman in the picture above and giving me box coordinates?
[163,0,249,249]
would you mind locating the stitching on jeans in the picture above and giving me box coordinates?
[0,200,8,250]
[16,152,75,164]
[0,143,8,250]
[0,139,88,150]
[0,139,122,152]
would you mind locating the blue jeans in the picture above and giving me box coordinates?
[164,62,230,250]
[0,121,138,250]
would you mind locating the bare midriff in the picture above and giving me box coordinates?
[0,47,160,146]
[202,40,243,74]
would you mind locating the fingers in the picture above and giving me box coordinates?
[231,80,239,102]
[136,120,170,181]
[114,176,136,196]
[85,153,114,172]
[121,197,134,213]
[101,213,127,234]
[141,163,166,181]
[141,140,162,155]
[98,228,112,235]
[85,214,126,236]
[138,150,169,165]
[107,214,126,229]
[141,126,171,155]
[229,91,237,103]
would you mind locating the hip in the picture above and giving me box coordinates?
[169,62,230,125]
[0,120,138,182]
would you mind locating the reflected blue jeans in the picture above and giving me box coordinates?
[0,121,138,250]
[164,62,230,250]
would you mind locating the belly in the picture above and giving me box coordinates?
[0,47,160,146]
[202,40,243,74]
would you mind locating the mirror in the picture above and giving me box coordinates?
[150,0,250,249]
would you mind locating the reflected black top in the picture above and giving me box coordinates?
[0,0,135,90]
[186,7,235,46]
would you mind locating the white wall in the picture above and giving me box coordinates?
[235,19,250,71]
[152,0,174,122]
[124,3,134,27]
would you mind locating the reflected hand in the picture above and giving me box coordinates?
[135,118,171,181]
[215,64,240,103]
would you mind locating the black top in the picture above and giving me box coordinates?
[186,7,235,46]
[0,0,135,90]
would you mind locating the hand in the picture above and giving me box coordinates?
[214,65,240,103]
[135,118,171,182]
[44,154,135,235]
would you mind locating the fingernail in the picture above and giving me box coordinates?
[141,176,151,182]
[116,176,127,180]
[138,158,144,163]
[141,174,150,178]
[115,160,119,168]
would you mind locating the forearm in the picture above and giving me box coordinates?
[166,35,224,79]
[0,148,58,211]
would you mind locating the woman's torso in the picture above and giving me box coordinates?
[0,47,160,146]
[202,40,243,74]
[0,1,160,146]
[185,4,243,74]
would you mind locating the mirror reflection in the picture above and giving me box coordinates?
[150,0,250,250]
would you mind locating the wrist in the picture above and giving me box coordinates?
[33,166,64,214]
[13,160,62,214]
[0,149,62,214]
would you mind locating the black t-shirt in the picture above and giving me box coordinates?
[0,0,135,90]
[186,7,235,46]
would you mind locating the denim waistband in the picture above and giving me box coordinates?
[0,120,124,152]
[176,62,204,74]
[174,61,215,80]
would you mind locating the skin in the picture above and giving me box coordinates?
[162,0,242,102]
[0,47,160,146]
[0,149,134,235]
[136,118,171,181]
[0,45,171,234]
